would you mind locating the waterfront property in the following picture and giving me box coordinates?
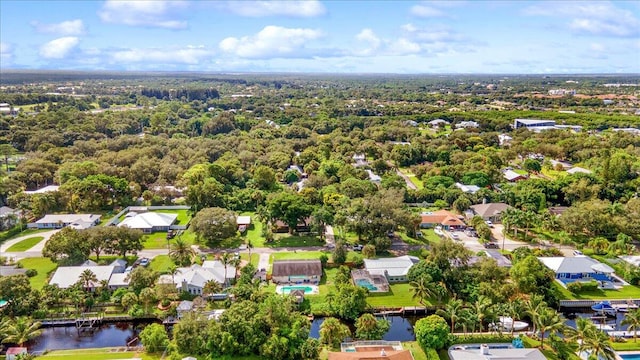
[351,269,390,292]
[329,341,414,360]
[363,256,419,283]
[30,213,101,229]
[448,343,545,360]
[538,255,625,289]
[49,264,127,291]
[271,259,322,284]
[157,261,236,295]
[276,284,319,295]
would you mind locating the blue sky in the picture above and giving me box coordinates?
[1,0,638,73]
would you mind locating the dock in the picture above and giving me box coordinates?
[607,330,640,338]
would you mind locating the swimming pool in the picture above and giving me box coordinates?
[276,285,319,295]
[0,299,7,308]
[619,354,640,360]
[355,279,378,291]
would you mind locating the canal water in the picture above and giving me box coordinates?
[310,315,419,341]
[28,322,147,352]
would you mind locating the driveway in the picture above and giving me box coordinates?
[1,229,60,260]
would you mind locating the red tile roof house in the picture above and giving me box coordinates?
[420,210,466,230]
[6,347,28,360]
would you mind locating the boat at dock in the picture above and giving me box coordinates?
[611,303,639,313]
[592,301,617,316]
[489,317,529,332]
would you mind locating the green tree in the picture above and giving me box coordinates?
[139,287,156,314]
[622,308,640,342]
[253,165,277,190]
[78,269,98,291]
[536,307,565,348]
[319,317,351,349]
[437,298,464,333]
[415,315,450,350]
[361,244,376,259]
[169,238,195,266]
[355,313,390,340]
[332,242,347,264]
[1,317,42,346]
[139,323,169,353]
[190,207,238,246]
[43,227,91,265]
[265,191,313,233]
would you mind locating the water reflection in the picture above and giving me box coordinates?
[28,322,149,352]
[310,315,418,341]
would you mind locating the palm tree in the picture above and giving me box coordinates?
[220,252,232,287]
[507,299,525,336]
[168,265,181,285]
[1,317,42,346]
[536,307,565,348]
[566,317,593,348]
[203,280,222,297]
[409,276,432,305]
[437,299,464,333]
[247,239,254,260]
[458,309,478,335]
[78,269,98,291]
[525,294,547,335]
[622,308,640,342]
[473,295,493,333]
[580,326,616,360]
[170,238,195,266]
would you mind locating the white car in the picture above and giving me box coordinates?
[485,220,494,228]
[450,233,460,241]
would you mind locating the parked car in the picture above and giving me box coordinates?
[353,244,363,251]
[139,258,150,267]
[485,220,494,228]
[450,233,460,241]
[573,250,584,256]
[124,266,133,273]
[484,242,499,249]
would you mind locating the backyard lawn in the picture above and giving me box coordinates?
[366,283,426,307]
[36,348,162,360]
[267,234,325,248]
[149,254,175,273]
[17,257,57,289]
[240,212,266,247]
[553,281,640,300]
[142,232,171,249]
[6,236,44,251]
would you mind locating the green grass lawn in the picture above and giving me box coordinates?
[17,257,57,289]
[240,212,266,247]
[366,283,426,307]
[6,236,44,251]
[399,167,424,190]
[271,251,361,263]
[142,232,171,249]
[554,281,640,300]
[155,209,192,225]
[36,348,162,360]
[149,254,175,273]
[1,228,50,242]
[266,234,325,247]
[240,253,260,267]
[612,342,640,351]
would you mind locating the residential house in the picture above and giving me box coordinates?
[117,211,177,233]
[468,250,512,268]
[548,206,569,216]
[287,165,307,178]
[176,300,194,318]
[513,119,556,129]
[0,206,19,228]
[271,259,322,284]
[503,169,526,182]
[157,261,236,296]
[110,259,128,273]
[49,265,117,291]
[272,217,311,233]
[455,182,481,194]
[237,215,251,232]
[23,185,60,195]
[428,119,448,128]
[363,255,419,283]
[352,154,369,167]
[365,169,382,184]
[567,167,592,175]
[498,134,512,146]
[420,210,466,230]
[538,256,619,288]
[455,121,479,129]
[31,213,101,229]
[549,159,573,170]
[332,341,413,360]
[449,344,545,360]
[108,273,130,290]
[469,202,511,222]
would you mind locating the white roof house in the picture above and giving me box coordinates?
[23,185,60,195]
[503,170,526,182]
[567,167,592,175]
[157,261,236,296]
[455,121,479,129]
[107,273,130,289]
[366,169,382,184]
[449,345,545,360]
[237,216,251,226]
[538,256,607,275]
[455,182,481,194]
[364,256,420,282]
[514,119,556,129]
[34,214,101,229]
[118,212,177,232]
[49,265,115,289]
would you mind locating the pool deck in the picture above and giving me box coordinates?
[275,285,319,295]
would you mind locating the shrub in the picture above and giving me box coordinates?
[566,282,582,294]
[415,315,450,350]
[25,269,37,277]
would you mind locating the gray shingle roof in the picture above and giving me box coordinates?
[272,260,322,277]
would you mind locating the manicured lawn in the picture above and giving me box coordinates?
[271,251,361,263]
[240,212,266,247]
[149,254,175,273]
[142,232,171,249]
[366,283,426,307]
[266,234,325,248]
[240,252,260,267]
[6,236,44,251]
[37,348,162,360]
[155,209,192,225]
[521,336,581,360]
[1,228,50,242]
[553,281,640,300]
[612,342,640,351]
[402,342,432,360]
[17,257,57,289]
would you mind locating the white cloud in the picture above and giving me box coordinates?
[387,38,422,55]
[590,43,606,52]
[110,45,213,64]
[0,42,13,65]
[222,1,326,17]
[410,4,445,17]
[523,1,640,37]
[354,29,381,56]
[31,19,85,35]
[99,0,189,29]
[219,26,323,58]
[39,37,80,59]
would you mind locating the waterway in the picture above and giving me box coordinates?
[28,322,147,352]
[310,315,419,341]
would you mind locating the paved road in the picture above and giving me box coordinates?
[396,169,418,190]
